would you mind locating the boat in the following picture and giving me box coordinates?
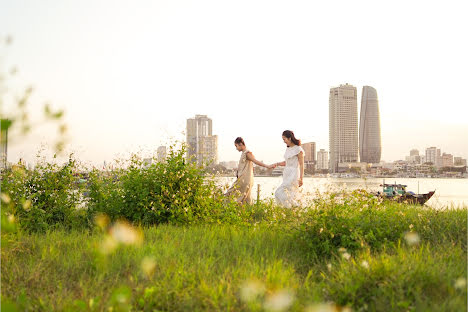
[373,182,435,205]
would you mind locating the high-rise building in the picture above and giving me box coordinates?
[425,147,441,166]
[329,83,358,173]
[302,142,316,173]
[454,157,467,166]
[410,149,419,157]
[441,153,454,167]
[359,86,381,164]
[407,149,421,164]
[157,146,167,162]
[317,149,329,171]
[186,115,218,166]
[199,135,218,165]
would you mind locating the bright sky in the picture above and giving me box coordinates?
[1,0,467,166]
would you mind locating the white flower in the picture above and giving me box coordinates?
[23,200,32,211]
[342,252,351,260]
[1,193,11,204]
[404,232,420,246]
[109,221,143,245]
[141,256,157,277]
[263,289,294,312]
[361,260,369,269]
[7,214,15,223]
[239,280,265,302]
[455,277,467,290]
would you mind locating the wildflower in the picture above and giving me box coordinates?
[100,236,118,254]
[263,289,294,312]
[326,263,332,271]
[7,214,15,223]
[455,277,467,290]
[404,232,420,246]
[409,224,414,229]
[0,193,11,204]
[361,260,369,269]
[109,220,143,246]
[342,252,351,260]
[338,247,347,253]
[240,279,266,302]
[94,213,110,230]
[22,200,32,211]
[319,228,323,233]
[141,256,157,277]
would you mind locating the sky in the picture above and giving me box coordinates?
[1,0,467,166]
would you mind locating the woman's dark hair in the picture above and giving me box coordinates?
[282,130,301,146]
[234,137,245,145]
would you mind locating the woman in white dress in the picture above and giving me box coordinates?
[272,130,305,208]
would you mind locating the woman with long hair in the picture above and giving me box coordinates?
[272,130,305,208]
[225,137,273,204]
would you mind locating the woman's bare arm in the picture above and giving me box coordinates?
[246,152,270,168]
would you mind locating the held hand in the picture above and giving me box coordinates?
[298,178,303,187]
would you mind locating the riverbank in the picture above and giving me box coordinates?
[2,202,466,311]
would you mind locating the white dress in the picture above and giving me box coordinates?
[275,145,305,208]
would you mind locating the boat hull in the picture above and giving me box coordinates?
[374,191,435,205]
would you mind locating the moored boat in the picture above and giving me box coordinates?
[373,183,435,205]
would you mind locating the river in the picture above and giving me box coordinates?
[217,177,468,208]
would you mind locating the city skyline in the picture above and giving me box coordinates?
[1,1,467,166]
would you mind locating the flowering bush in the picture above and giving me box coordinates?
[1,156,87,232]
[86,145,241,226]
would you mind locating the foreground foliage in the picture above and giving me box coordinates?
[1,147,466,311]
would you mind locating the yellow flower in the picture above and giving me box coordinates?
[94,213,110,230]
[109,220,144,246]
[22,200,32,211]
[141,256,157,277]
[240,279,266,302]
[1,193,11,204]
[404,232,420,246]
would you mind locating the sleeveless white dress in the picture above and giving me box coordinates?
[275,145,305,208]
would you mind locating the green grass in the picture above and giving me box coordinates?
[2,205,467,311]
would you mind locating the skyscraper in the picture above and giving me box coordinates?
[329,83,358,173]
[302,142,316,173]
[425,147,441,166]
[317,149,329,171]
[359,86,381,164]
[186,115,218,166]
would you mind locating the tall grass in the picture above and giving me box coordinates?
[1,221,466,311]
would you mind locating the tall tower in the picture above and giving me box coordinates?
[186,115,218,166]
[359,86,381,164]
[329,83,358,173]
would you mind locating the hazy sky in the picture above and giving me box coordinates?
[1,0,467,166]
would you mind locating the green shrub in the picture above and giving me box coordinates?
[296,190,467,257]
[86,145,242,226]
[1,156,87,232]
